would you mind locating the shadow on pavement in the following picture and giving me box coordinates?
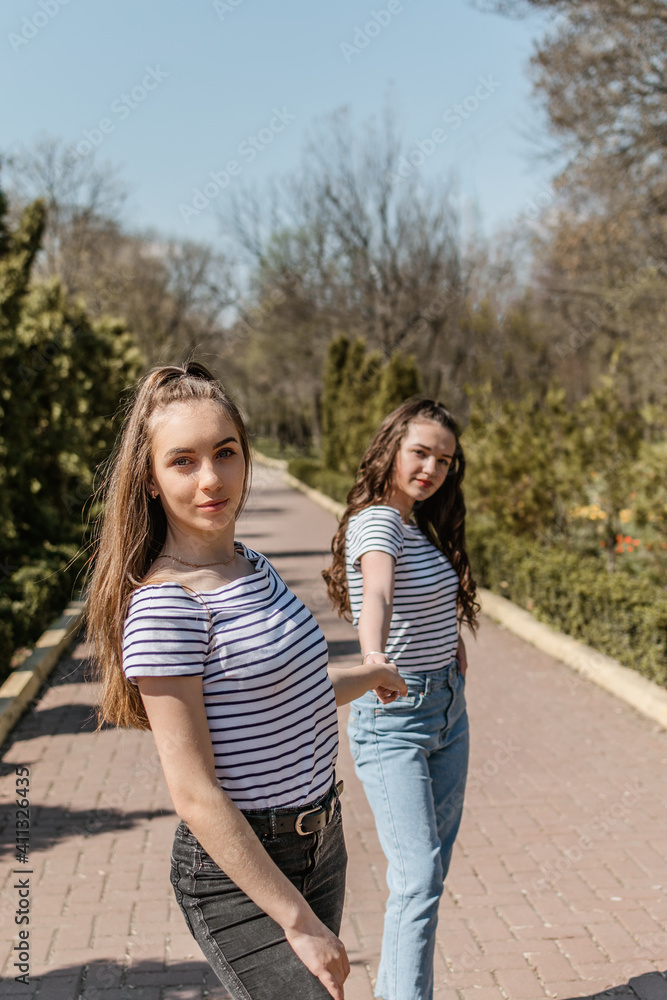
[9,961,665,1000]
[327,639,361,660]
[0,958,231,998]
[0,648,177,859]
[0,804,176,860]
[562,970,667,1000]
[17,701,100,736]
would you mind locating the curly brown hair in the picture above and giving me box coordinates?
[322,398,479,631]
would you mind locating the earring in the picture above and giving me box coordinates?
[150,491,158,499]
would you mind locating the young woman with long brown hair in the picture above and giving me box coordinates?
[323,398,479,1000]
[86,362,407,1000]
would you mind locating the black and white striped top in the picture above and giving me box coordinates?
[122,543,338,810]
[346,505,460,672]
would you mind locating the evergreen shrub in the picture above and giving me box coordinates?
[7,552,80,653]
[0,192,142,682]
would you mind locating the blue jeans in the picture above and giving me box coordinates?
[348,658,469,1000]
[170,792,347,1000]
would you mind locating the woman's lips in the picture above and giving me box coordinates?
[416,479,432,488]
[197,499,227,511]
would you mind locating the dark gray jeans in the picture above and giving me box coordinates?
[170,796,347,999]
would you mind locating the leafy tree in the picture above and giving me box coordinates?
[476,0,667,257]
[0,189,141,677]
[465,382,575,542]
[226,107,470,400]
[477,0,667,406]
[4,137,235,364]
[570,374,645,570]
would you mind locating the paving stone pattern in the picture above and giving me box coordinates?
[1,465,666,999]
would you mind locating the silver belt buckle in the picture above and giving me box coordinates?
[295,804,322,836]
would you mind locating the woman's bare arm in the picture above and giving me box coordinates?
[136,675,350,1000]
[328,661,407,705]
[357,549,395,663]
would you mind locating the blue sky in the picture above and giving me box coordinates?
[1,0,555,247]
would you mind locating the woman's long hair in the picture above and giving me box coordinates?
[323,398,479,631]
[86,362,252,730]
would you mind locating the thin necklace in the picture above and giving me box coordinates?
[157,550,237,568]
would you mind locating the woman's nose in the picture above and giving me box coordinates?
[199,460,222,489]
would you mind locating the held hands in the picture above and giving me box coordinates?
[363,653,408,704]
[285,916,350,1000]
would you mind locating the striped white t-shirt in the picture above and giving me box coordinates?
[346,505,460,672]
[122,543,338,810]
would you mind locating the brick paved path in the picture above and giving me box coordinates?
[1,465,666,1000]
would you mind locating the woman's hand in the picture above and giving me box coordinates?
[328,658,407,706]
[456,635,468,676]
[285,918,350,1000]
[364,655,408,704]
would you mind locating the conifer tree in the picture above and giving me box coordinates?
[321,333,350,471]
[341,342,383,476]
[321,334,421,476]
[372,350,420,429]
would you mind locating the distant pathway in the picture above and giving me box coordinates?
[1,464,666,1000]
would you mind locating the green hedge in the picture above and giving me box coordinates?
[287,459,353,507]
[467,520,667,687]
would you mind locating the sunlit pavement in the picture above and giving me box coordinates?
[1,465,666,1000]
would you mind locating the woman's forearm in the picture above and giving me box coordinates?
[328,662,407,706]
[358,591,392,657]
[180,785,349,997]
[178,784,317,931]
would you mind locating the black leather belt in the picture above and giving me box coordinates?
[244,780,344,837]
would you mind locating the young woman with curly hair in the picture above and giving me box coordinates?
[323,398,479,1000]
[86,362,407,1000]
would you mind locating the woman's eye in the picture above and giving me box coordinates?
[217,449,234,459]
[172,457,190,467]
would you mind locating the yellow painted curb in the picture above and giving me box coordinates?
[268,455,667,732]
[0,599,85,746]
